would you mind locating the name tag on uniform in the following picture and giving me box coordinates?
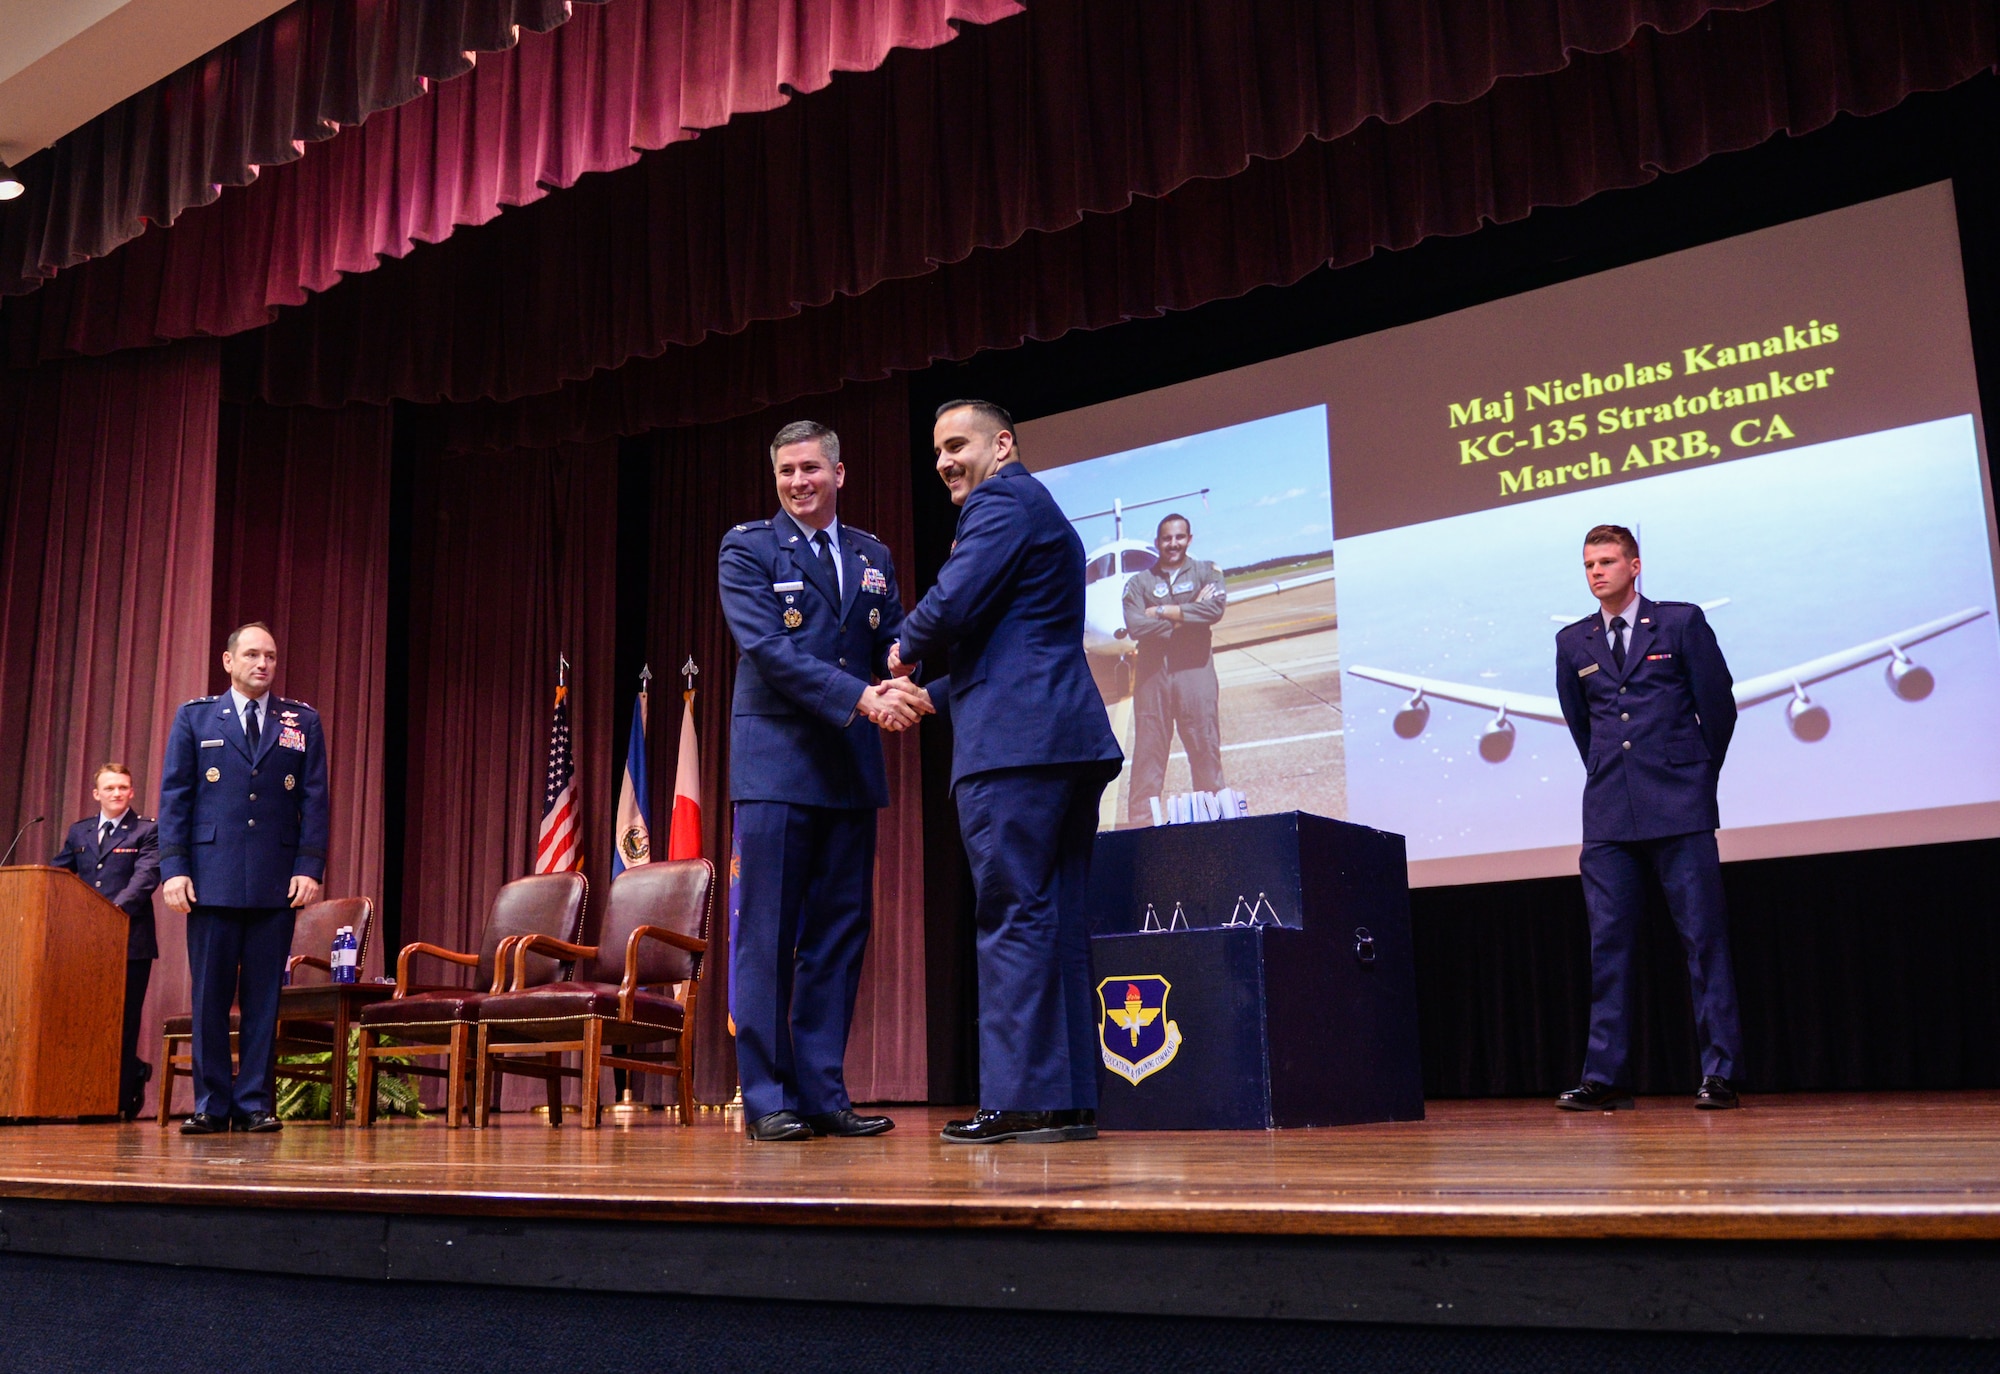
[1577,663,1600,678]
[772,580,805,592]
[200,738,225,748]
[278,725,307,751]
[861,567,888,595]
[1646,653,1673,661]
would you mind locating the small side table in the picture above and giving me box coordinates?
[275,980,397,1126]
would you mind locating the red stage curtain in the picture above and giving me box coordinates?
[0,0,1020,344]
[436,0,2000,448]
[648,375,925,1105]
[13,0,1987,430]
[401,440,618,981]
[21,0,1755,384]
[0,0,598,297]
[0,340,221,1120]
[211,401,393,942]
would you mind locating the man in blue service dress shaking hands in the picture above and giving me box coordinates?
[1553,524,1743,1112]
[718,420,929,1143]
[158,622,328,1134]
[889,400,1124,1144]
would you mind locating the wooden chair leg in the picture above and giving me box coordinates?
[444,1023,467,1129]
[677,984,698,1126]
[473,1026,492,1129]
[582,1020,603,1130]
[543,1053,562,1127]
[157,1032,176,1129]
[355,1027,379,1128]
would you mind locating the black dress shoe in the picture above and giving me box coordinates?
[119,1061,153,1121]
[746,1109,815,1141]
[179,1112,229,1135]
[805,1108,895,1137]
[1694,1075,1740,1109]
[941,1109,1099,1143]
[1555,1081,1635,1112]
[235,1111,283,1133]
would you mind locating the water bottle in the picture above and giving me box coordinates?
[332,925,358,984]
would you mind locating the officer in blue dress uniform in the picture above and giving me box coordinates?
[158,622,328,1134]
[1553,524,1743,1111]
[50,762,160,1118]
[717,420,926,1142]
[890,400,1125,1144]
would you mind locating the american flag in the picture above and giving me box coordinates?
[535,679,581,874]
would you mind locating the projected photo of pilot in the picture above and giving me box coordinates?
[1033,406,1341,829]
[1337,415,2000,863]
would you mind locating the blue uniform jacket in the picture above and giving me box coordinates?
[51,813,161,959]
[1554,596,1737,843]
[898,461,1123,789]
[719,514,905,809]
[158,695,330,908]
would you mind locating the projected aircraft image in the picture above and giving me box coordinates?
[1033,406,1341,828]
[1336,415,2000,862]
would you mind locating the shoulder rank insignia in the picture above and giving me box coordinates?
[1098,975,1182,1085]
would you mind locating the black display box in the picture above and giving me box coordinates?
[1086,813,1424,1130]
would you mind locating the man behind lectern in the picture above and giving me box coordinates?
[1553,524,1743,1111]
[49,762,160,1119]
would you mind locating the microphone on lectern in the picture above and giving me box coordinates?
[1,816,45,867]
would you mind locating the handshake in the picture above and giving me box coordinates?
[856,641,933,732]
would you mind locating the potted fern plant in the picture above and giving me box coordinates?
[277,1027,425,1121]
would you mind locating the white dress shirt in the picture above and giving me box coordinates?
[785,511,844,599]
[1600,592,1641,657]
[230,686,272,743]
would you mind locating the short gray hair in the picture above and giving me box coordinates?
[770,420,839,465]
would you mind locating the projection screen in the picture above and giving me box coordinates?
[1017,183,2000,885]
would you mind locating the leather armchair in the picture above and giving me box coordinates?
[356,872,586,1128]
[474,859,713,1128]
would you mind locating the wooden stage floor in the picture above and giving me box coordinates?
[4,1092,2000,1242]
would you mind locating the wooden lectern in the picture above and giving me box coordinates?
[0,865,126,1121]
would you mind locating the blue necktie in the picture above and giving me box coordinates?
[813,529,837,599]
[244,699,261,754]
[1609,616,1627,671]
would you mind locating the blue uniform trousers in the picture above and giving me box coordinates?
[731,802,876,1120]
[956,763,1111,1112]
[187,905,296,1118]
[1579,831,1742,1087]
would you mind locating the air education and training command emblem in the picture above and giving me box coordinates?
[1096,975,1183,1085]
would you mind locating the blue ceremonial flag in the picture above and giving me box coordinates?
[612,680,652,878]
